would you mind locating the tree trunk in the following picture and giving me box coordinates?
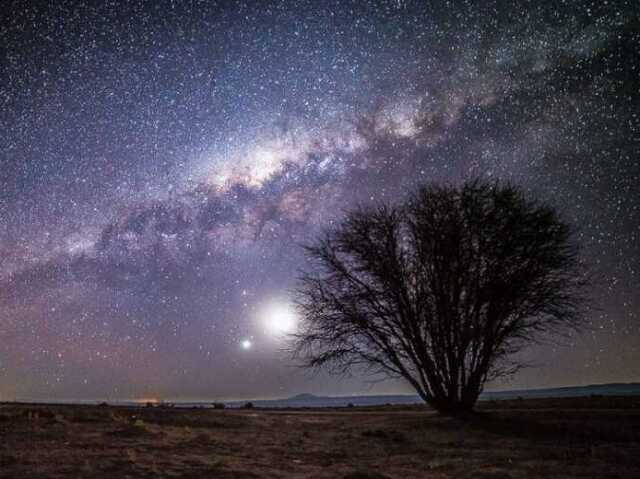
[426,386,480,416]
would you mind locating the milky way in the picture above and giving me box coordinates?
[1,0,638,401]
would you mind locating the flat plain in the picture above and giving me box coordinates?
[1,396,639,478]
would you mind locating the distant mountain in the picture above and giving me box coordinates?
[222,382,640,409]
[29,382,637,408]
[225,393,421,409]
[287,393,320,401]
[483,382,640,400]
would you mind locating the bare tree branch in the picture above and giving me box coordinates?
[291,179,589,414]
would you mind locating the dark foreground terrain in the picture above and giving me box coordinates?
[1,396,639,478]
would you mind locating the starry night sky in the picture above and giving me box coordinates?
[1,0,638,401]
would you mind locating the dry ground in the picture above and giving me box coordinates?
[1,396,639,478]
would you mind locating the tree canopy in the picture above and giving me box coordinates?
[293,180,588,414]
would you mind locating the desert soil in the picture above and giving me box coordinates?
[1,396,639,478]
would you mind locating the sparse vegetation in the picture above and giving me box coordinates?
[0,397,638,477]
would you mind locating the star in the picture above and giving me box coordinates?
[0,0,636,401]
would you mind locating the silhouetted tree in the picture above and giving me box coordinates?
[293,180,588,414]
